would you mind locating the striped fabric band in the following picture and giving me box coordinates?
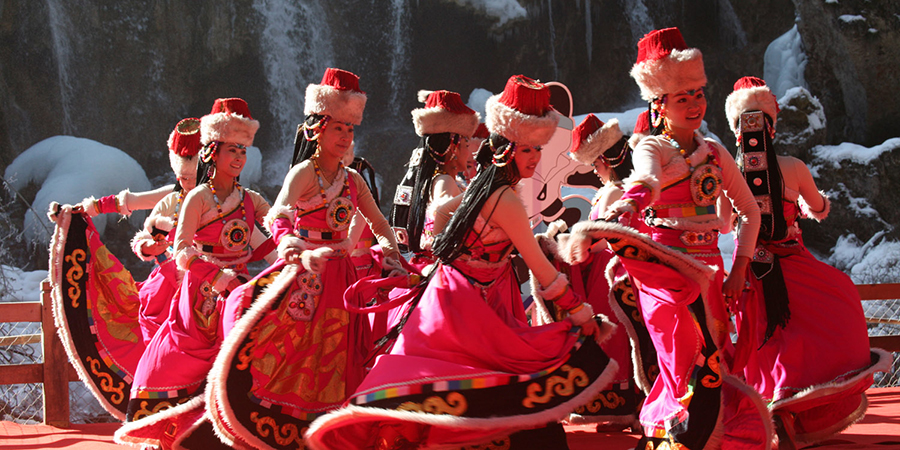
[650,203,716,218]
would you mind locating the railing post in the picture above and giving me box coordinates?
[41,280,69,428]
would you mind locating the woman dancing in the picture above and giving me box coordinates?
[602,27,770,449]
[725,76,889,448]
[115,98,271,449]
[305,75,618,450]
[206,68,405,450]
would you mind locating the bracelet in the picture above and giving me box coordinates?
[567,303,585,314]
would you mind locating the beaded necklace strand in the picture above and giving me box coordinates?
[311,157,344,209]
[662,130,701,172]
[208,179,247,224]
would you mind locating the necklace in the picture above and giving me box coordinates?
[311,157,344,207]
[663,130,700,172]
[172,190,185,228]
[208,180,246,224]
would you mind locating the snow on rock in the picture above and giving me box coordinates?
[764,24,807,99]
[829,232,900,284]
[4,136,152,243]
[467,88,494,120]
[838,15,866,24]
[456,0,527,27]
[0,265,47,303]
[812,137,900,167]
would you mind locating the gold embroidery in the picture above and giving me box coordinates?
[251,304,350,404]
[85,356,125,404]
[236,325,260,371]
[397,392,467,416]
[464,437,512,449]
[92,244,140,343]
[575,390,626,413]
[65,249,86,307]
[701,350,723,388]
[522,365,588,408]
[250,412,306,449]
[192,280,220,343]
[133,400,175,421]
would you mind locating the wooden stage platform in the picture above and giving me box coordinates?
[2,387,899,449]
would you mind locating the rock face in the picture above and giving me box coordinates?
[0,0,898,261]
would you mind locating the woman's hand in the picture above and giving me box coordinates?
[140,239,169,257]
[579,317,601,342]
[603,201,636,226]
[723,255,751,309]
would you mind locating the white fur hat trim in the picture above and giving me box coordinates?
[724,85,779,135]
[200,112,259,147]
[571,119,624,165]
[411,108,480,137]
[485,94,559,147]
[630,48,707,102]
[168,152,198,180]
[304,84,367,125]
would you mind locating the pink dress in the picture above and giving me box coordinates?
[734,198,889,444]
[615,135,770,449]
[115,186,268,449]
[207,169,373,450]
[305,216,619,450]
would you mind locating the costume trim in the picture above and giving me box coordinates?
[770,348,891,446]
[130,229,158,262]
[484,94,559,147]
[304,341,619,450]
[169,151,199,180]
[113,394,205,447]
[200,111,259,147]
[798,190,830,222]
[604,255,653,395]
[264,204,295,232]
[207,263,301,450]
[276,235,307,261]
[305,83,367,125]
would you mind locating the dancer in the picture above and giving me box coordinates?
[725,76,890,448]
[533,113,653,430]
[48,118,203,420]
[305,75,618,450]
[602,27,770,449]
[206,68,405,450]
[115,98,271,449]
[391,89,480,269]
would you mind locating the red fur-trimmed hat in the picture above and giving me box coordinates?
[411,90,480,137]
[570,114,624,165]
[485,75,559,147]
[725,76,780,135]
[630,27,707,102]
[167,118,202,179]
[200,98,259,147]
[304,68,367,125]
[628,109,652,148]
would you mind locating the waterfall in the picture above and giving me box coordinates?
[45,0,76,135]
[717,0,748,48]
[547,0,559,80]
[622,0,654,46]
[584,0,592,64]
[253,0,334,180]
[764,24,808,99]
[386,0,410,117]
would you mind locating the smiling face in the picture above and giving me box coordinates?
[513,144,542,179]
[318,120,354,161]
[213,142,247,179]
[663,87,707,133]
[591,157,611,183]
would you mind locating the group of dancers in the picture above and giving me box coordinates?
[47,26,889,450]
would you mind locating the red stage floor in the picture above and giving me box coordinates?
[2,387,899,449]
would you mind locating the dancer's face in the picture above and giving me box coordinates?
[318,121,354,160]
[591,158,611,183]
[664,87,707,132]
[514,145,541,179]
[214,143,246,179]
[177,174,196,191]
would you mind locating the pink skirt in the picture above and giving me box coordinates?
[305,261,618,449]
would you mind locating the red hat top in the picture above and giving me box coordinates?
[485,75,559,147]
[200,97,260,147]
[411,90,480,137]
[724,76,780,136]
[569,114,624,165]
[630,27,706,102]
[168,118,203,179]
[305,68,368,125]
[473,123,490,139]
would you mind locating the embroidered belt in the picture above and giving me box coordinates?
[678,230,718,247]
[297,228,347,240]
[647,203,716,219]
